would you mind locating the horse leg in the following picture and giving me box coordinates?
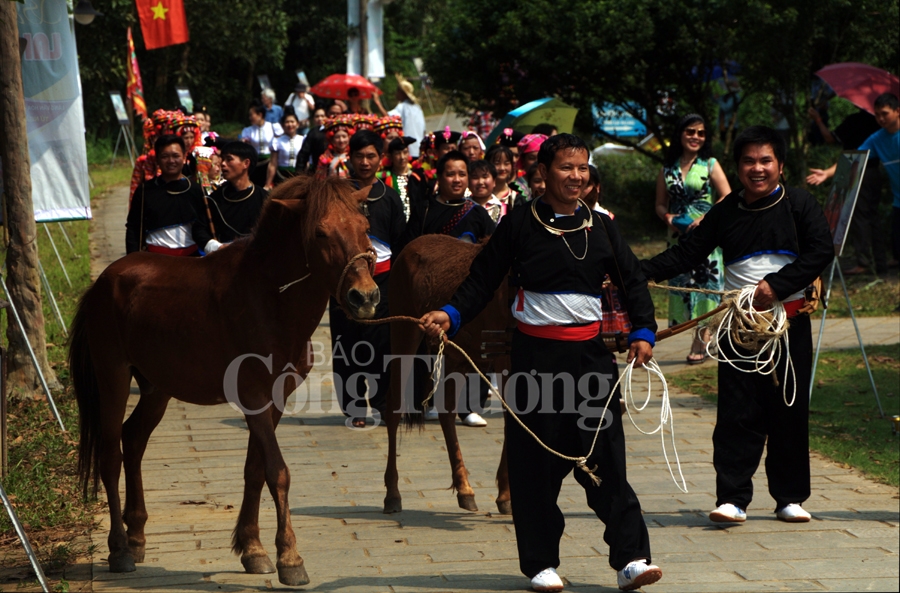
[121,389,170,562]
[97,367,137,572]
[383,393,403,513]
[495,437,512,514]
[233,417,276,575]
[439,377,477,512]
[243,408,309,586]
[383,322,421,514]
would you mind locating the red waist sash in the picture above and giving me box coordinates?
[374,260,391,276]
[146,244,199,257]
[782,298,805,318]
[517,321,600,342]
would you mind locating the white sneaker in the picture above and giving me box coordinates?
[424,407,439,421]
[776,503,811,522]
[617,559,662,591]
[709,503,747,523]
[531,567,564,592]
[462,412,487,427]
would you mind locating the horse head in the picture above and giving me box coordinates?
[261,176,380,319]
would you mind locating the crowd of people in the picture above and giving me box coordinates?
[122,75,899,592]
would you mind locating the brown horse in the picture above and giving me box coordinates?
[69,176,379,586]
[384,234,513,515]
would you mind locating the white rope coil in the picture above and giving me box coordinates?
[706,285,796,407]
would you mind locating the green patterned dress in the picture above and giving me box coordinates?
[663,157,725,327]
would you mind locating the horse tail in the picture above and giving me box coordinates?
[68,290,101,498]
[402,341,430,431]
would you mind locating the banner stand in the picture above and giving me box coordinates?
[0,275,65,432]
[37,260,67,337]
[0,480,49,593]
[57,222,76,253]
[110,124,135,168]
[42,224,71,288]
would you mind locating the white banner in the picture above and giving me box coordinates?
[16,0,91,222]
[346,0,385,79]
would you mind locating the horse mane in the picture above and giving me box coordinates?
[250,175,361,253]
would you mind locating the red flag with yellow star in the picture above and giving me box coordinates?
[136,0,189,50]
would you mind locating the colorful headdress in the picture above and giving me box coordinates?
[433,126,461,149]
[517,133,548,155]
[497,127,524,147]
[352,113,380,132]
[324,114,356,137]
[375,115,404,136]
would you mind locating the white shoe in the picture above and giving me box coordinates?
[531,567,564,592]
[462,412,487,427]
[709,503,747,523]
[617,559,662,591]
[776,503,811,522]
[424,407,439,421]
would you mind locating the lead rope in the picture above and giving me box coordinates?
[358,315,687,491]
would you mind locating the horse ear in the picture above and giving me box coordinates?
[350,186,369,204]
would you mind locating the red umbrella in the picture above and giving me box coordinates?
[815,62,900,114]
[309,74,382,100]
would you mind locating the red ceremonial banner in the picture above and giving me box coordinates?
[136,0,189,50]
[126,27,147,118]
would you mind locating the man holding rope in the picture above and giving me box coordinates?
[421,134,662,592]
[642,125,833,525]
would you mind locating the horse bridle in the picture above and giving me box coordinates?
[333,249,376,307]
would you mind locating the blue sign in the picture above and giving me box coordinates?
[592,103,647,138]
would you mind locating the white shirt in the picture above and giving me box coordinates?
[388,100,425,157]
[285,92,315,122]
[270,134,305,168]
[240,122,283,156]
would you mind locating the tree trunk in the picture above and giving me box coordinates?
[0,3,61,399]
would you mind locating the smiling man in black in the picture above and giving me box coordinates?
[420,134,661,593]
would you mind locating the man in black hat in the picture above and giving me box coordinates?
[381,136,429,220]
[285,82,315,134]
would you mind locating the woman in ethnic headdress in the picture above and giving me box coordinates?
[459,131,485,161]
[316,114,355,178]
[264,107,305,190]
[655,113,731,364]
[129,109,178,200]
[495,127,524,159]
[512,133,548,202]
[173,113,202,179]
[379,136,428,221]
[375,115,404,155]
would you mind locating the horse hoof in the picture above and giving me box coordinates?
[129,546,146,563]
[496,499,512,515]
[108,550,136,573]
[277,563,310,586]
[242,555,276,574]
[457,494,478,512]
[383,497,402,514]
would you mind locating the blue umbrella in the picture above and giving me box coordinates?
[485,98,578,146]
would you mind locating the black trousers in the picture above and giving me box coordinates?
[713,314,812,511]
[892,206,900,263]
[506,331,651,577]
[330,271,390,418]
[849,167,887,272]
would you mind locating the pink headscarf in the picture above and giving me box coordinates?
[517,133,548,155]
[460,130,486,151]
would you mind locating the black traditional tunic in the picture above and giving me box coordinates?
[193,183,268,250]
[440,198,657,576]
[398,195,496,253]
[642,185,832,512]
[331,180,406,419]
[125,176,204,255]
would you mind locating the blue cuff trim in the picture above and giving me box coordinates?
[457,231,477,243]
[440,305,462,337]
[628,328,656,347]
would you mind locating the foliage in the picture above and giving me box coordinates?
[668,344,900,487]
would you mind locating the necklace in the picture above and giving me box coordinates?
[287,135,298,165]
[223,183,255,202]
[530,198,591,260]
[158,176,191,195]
[738,185,784,211]
[530,198,592,235]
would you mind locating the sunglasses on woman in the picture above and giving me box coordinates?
[684,128,706,138]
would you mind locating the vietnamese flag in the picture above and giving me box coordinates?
[136,0,189,50]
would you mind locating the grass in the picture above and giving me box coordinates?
[669,344,900,487]
[0,158,132,590]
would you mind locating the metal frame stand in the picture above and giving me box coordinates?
[56,222,75,252]
[37,260,67,337]
[0,480,50,592]
[810,258,884,418]
[42,224,71,288]
[110,123,135,168]
[0,275,65,431]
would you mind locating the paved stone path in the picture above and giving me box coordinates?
[86,186,899,592]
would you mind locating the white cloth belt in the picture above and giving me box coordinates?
[511,290,604,326]
[726,253,804,302]
[146,223,195,249]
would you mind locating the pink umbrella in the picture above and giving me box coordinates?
[815,62,900,114]
[309,74,382,101]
